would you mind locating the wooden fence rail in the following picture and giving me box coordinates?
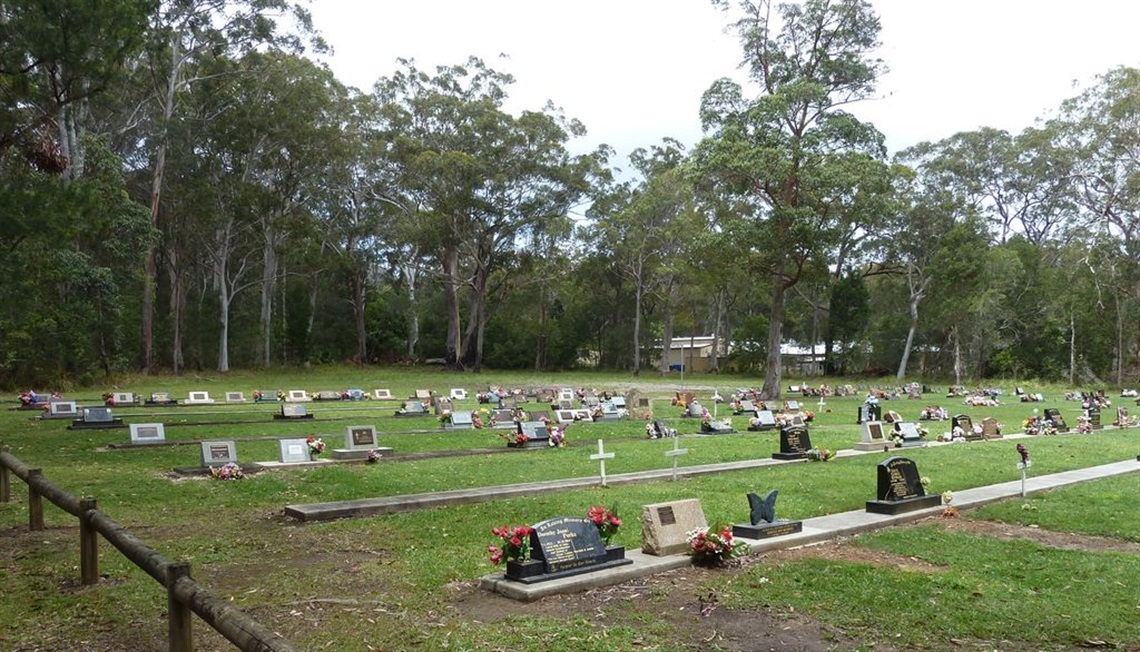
[0,447,296,652]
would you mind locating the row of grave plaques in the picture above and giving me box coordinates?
[197,426,392,467]
[504,452,946,584]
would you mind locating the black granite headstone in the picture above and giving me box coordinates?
[505,516,631,584]
[1043,408,1069,433]
[1087,406,1102,429]
[772,426,811,460]
[866,456,941,515]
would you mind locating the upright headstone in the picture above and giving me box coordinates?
[893,422,924,447]
[111,392,136,405]
[286,390,310,402]
[185,391,215,405]
[854,420,888,451]
[865,456,941,515]
[450,388,468,400]
[434,397,453,416]
[345,389,366,401]
[129,423,166,445]
[414,389,432,400]
[640,498,707,556]
[981,417,1003,439]
[504,516,631,583]
[1116,407,1131,428]
[331,425,392,461]
[772,426,812,460]
[147,391,177,405]
[446,411,475,430]
[512,421,550,447]
[1087,406,1102,430]
[372,389,394,400]
[224,391,246,403]
[1043,408,1068,433]
[200,441,237,467]
[278,438,310,464]
[313,390,341,401]
[954,414,980,441]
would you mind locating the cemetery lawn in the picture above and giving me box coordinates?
[0,367,1137,651]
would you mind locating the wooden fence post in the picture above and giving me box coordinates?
[0,461,9,503]
[167,562,193,652]
[27,469,43,530]
[79,497,99,586]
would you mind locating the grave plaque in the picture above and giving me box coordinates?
[414,389,432,400]
[225,391,246,403]
[512,421,550,447]
[784,400,802,412]
[636,397,651,409]
[147,391,177,405]
[556,410,576,424]
[536,389,555,403]
[372,389,393,400]
[314,390,341,401]
[772,426,812,460]
[286,390,310,402]
[490,409,515,427]
[686,401,704,418]
[596,402,620,421]
[345,388,366,401]
[750,410,778,431]
[641,499,707,556]
[611,396,627,409]
[529,410,552,422]
[84,407,113,423]
[129,423,166,444]
[276,403,312,420]
[557,399,574,410]
[446,411,474,430]
[345,425,377,449]
[1116,407,1130,427]
[894,422,923,446]
[738,400,758,417]
[186,391,214,404]
[278,438,310,464]
[253,391,277,403]
[558,389,575,402]
[504,516,631,584]
[47,401,78,418]
[397,401,427,416]
[1042,408,1068,433]
[866,456,941,515]
[450,388,468,400]
[200,441,237,466]
[434,397,453,416]
[112,392,136,405]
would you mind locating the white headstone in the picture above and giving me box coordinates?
[450,388,468,400]
[224,391,246,403]
[49,401,78,417]
[372,389,393,400]
[286,390,310,402]
[112,392,135,404]
[186,391,215,404]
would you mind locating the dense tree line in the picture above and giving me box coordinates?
[2,0,1137,395]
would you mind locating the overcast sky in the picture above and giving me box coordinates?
[306,0,1140,170]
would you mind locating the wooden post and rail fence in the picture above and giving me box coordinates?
[0,446,296,652]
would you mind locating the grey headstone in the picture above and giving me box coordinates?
[344,425,377,450]
[278,438,310,463]
[129,423,165,444]
[201,441,237,466]
[641,499,707,556]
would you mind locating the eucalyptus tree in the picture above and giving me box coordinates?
[374,57,601,371]
[131,0,321,373]
[695,0,889,398]
[1054,66,1139,384]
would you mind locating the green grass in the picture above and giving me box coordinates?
[1,366,1138,650]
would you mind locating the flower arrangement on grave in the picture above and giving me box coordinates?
[547,423,567,448]
[438,410,452,425]
[587,505,621,544]
[500,430,530,446]
[209,462,244,481]
[1076,416,1092,434]
[1016,443,1031,469]
[940,490,958,517]
[805,447,835,462]
[471,411,484,429]
[306,436,325,457]
[276,390,286,401]
[920,476,932,490]
[891,433,905,448]
[511,407,527,423]
[367,449,382,464]
[686,524,749,566]
[488,525,533,565]
[252,390,262,401]
[803,410,815,422]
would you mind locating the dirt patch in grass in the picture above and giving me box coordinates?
[938,517,1140,554]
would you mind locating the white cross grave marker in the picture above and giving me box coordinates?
[590,438,615,487]
[818,395,827,411]
[665,436,689,481]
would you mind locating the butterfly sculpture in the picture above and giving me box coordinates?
[747,489,779,525]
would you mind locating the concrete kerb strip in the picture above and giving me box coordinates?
[479,459,1138,601]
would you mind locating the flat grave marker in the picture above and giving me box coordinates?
[286,390,310,402]
[372,389,393,400]
[129,423,166,445]
[225,391,246,403]
[185,391,215,405]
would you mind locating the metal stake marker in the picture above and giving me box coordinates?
[665,435,689,481]
[590,439,615,487]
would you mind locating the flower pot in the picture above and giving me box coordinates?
[605,545,625,563]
